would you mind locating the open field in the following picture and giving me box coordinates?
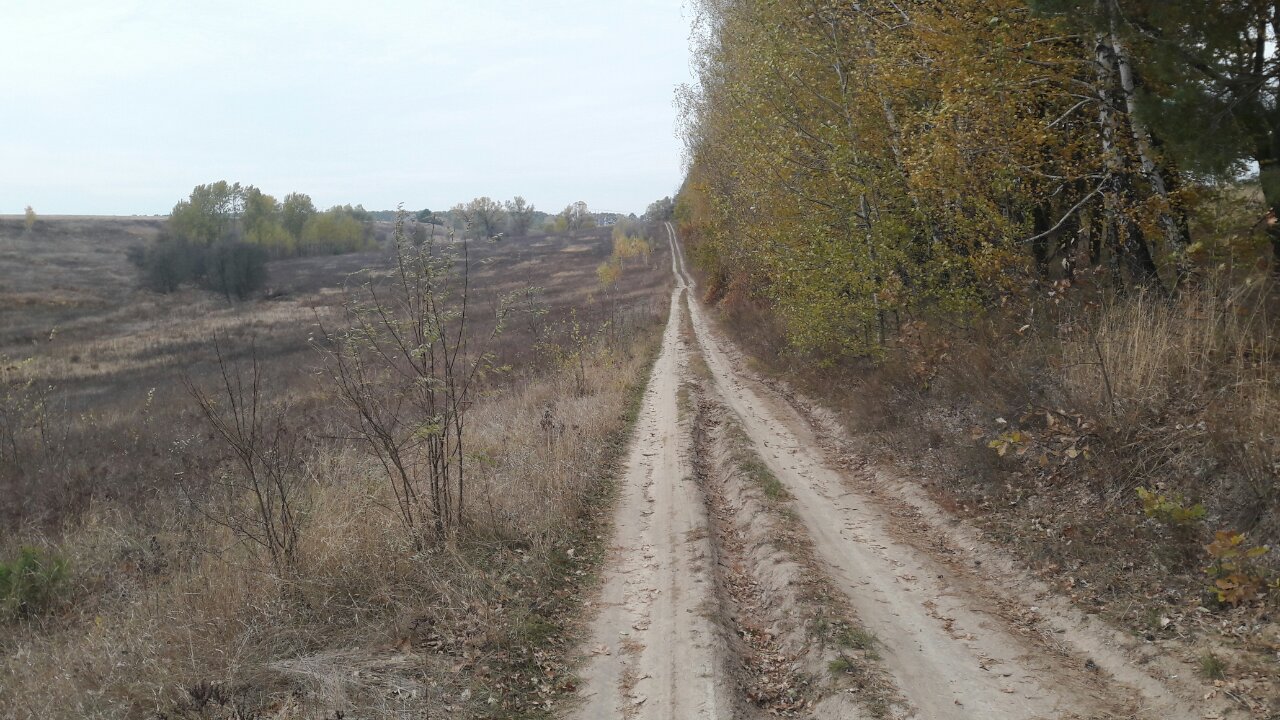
[0,215,672,718]
[1,217,668,526]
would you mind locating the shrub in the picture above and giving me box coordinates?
[0,547,68,621]
[129,234,266,300]
[202,241,268,301]
[300,207,370,255]
[1204,530,1274,607]
[1137,487,1207,528]
[130,234,199,293]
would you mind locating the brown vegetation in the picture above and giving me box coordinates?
[0,216,672,718]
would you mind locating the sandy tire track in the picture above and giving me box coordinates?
[567,276,733,718]
[663,222,1218,720]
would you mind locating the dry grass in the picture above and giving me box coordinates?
[1061,285,1279,532]
[0,217,672,719]
[1,342,660,718]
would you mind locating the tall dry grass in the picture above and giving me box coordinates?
[1061,281,1279,533]
[0,312,664,719]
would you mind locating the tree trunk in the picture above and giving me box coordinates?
[1259,6,1280,273]
[1095,28,1162,291]
[1107,0,1188,287]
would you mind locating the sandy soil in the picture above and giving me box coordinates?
[569,272,733,718]
[565,222,1234,719]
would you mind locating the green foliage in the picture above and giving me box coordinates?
[538,310,598,397]
[678,0,1275,358]
[133,182,373,294]
[834,625,880,660]
[1136,487,1206,528]
[246,218,296,258]
[1033,0,1276,183]
[169,184,368,257]
[557,201,595,232]
[460,197,505,239]
[0,358,49,472]
[741,457,786,500]
[300,206,371,255]
[0,547,68,621]
[643,196,674,223]
[610,225,652,268]
[169,181,244,246]
[1198,653,1227,680]
[504,196,536,238]
[22,206,36,232]
[596,258,621,288]
[241,187,277,233]
[129,234,267,300]
[281,192,316,241]
[988,431,1029,458]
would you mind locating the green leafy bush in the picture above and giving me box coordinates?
[1136,487,1206,528]
[0,547,68,621]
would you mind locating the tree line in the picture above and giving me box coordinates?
[678,0,1280,354]
[437,197,614,238]
[132,183,642,300]
[131,182,376,299]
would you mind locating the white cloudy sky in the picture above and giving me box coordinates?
[1,1,695,215]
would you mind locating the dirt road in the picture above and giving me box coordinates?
[566,223,1225,719]
[569,255,733,719]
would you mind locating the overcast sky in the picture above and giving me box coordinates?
[1,1,695,216]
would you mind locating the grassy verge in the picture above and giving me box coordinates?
[0,308,668,720]
[477,310,668,719]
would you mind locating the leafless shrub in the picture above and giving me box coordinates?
[0,358,50,475]
[185,339,307,569]
[321,209,524,542]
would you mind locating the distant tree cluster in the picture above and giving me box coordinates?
[402,197,635,239]
[550,201,597,233]
[643,197,674,223]
[442,196,542,239]
[130,181,376,300]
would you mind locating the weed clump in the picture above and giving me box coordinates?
[0,547,68,621]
